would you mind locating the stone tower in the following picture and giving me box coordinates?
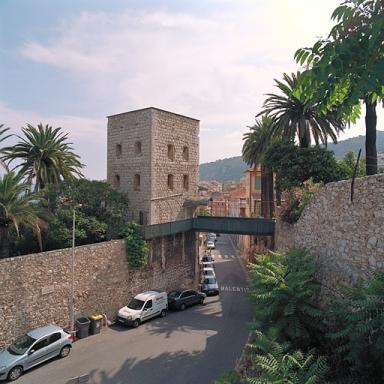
[107,107,199,225]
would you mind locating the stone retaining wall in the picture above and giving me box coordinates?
[0,233,196,348]
[275,174,384,295]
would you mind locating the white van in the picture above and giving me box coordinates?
[117,289,167,327]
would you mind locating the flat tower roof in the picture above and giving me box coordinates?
[107,107,200,122]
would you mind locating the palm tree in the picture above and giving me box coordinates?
[0,124,12,171]
[242,116,275,219]
[2,123,84,191]
[259,72,345,148]
[0,172,44,258]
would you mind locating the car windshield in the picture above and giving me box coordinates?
[204,277,217,284]
[7,334,36,355]
[127,298,145,310]
[203,270,214,276]
[202,256,213,262]
[168,290,182,298]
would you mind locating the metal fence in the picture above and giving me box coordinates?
[142,216,275,239]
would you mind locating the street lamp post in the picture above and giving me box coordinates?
[70,204,82,333]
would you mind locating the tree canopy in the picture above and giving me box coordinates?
[258,72,345,148]
[295,0,384,174]
[263,140,347,192]
[2,123,84,191]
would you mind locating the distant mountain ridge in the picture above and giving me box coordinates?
[199,131,384,182]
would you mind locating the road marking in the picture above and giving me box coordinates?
[220,286,250,293]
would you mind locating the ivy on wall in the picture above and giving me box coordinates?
[120,222,148,269]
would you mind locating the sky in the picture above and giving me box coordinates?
[0,0,381,180]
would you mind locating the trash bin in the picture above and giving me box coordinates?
[76,317,90,339]
[89,314,103,335]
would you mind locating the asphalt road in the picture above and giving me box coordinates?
[16,234,252,384]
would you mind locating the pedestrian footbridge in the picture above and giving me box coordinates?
[142,216,275,239]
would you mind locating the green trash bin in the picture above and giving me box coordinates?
[89,314,103,335]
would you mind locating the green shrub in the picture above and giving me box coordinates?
[327,271,384,382]
[280,179,320,224]
[247,332,328,384]
[214,371,240,384]
[120,222,148,269]
[249,249,324,350]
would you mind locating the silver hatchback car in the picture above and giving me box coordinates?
[0,325,73,381]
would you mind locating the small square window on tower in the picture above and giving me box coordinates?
[167,174,174,190]
[116,143,122,157]
[183,174,189,191]
[135,141,142,155]
[182,146,189,161]
[134,174,141,191]
[167,144,175,161]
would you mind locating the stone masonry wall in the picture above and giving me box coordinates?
[0,233,196,348]
[107,109,153,223]
[275,174,384,296]
[151,109,199,224]
[107,107,199,225]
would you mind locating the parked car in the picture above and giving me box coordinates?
[200,277,219,296]
[0,325,73,382]
[206,240,215,249]
[201,267,215,278]
[167,289,206,310]
[201,261,214,269]
[208,233,217,242]
[201,255,215,264]
[117,289,167,327]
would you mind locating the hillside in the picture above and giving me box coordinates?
[199,131,384,182]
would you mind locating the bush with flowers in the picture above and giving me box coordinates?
[280,179,321,223]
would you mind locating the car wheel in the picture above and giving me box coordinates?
[60,345,71,358]
[199,297,204,305]
[160,309,167,318]
[180,303,186,311]
[8,366,23,382]
[132,319,140,328]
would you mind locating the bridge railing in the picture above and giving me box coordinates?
[142,216,275,240]
[192,216,275,236]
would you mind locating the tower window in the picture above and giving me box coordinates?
[183,175,189,191]
[167,174,174,190]
[113,174,120,188]
[134,174,141,191]
[135,141,142,155]
[116,144,122,157]
[182,146,189,161]
[167,144,175,161]
[139,211,145,225]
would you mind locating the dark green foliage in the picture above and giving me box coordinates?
[249,249,324,350]
[120,222,148,269]
[214,371,240,384]
[243,116,276,166]
[327,272,384,382]
[11,179,129,254]
[247,332,328,384]
[196,207,211,216]
[337,151,366,179]
[258,72,345,148]
[0,172,47,258]
[263,140,345,192]
[280,180,320,224]
[242,116,275,218]
[2,123,84,191]
[296,0,384,174]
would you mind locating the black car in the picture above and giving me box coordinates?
[201,255,215,263]
[167,289,206,310]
